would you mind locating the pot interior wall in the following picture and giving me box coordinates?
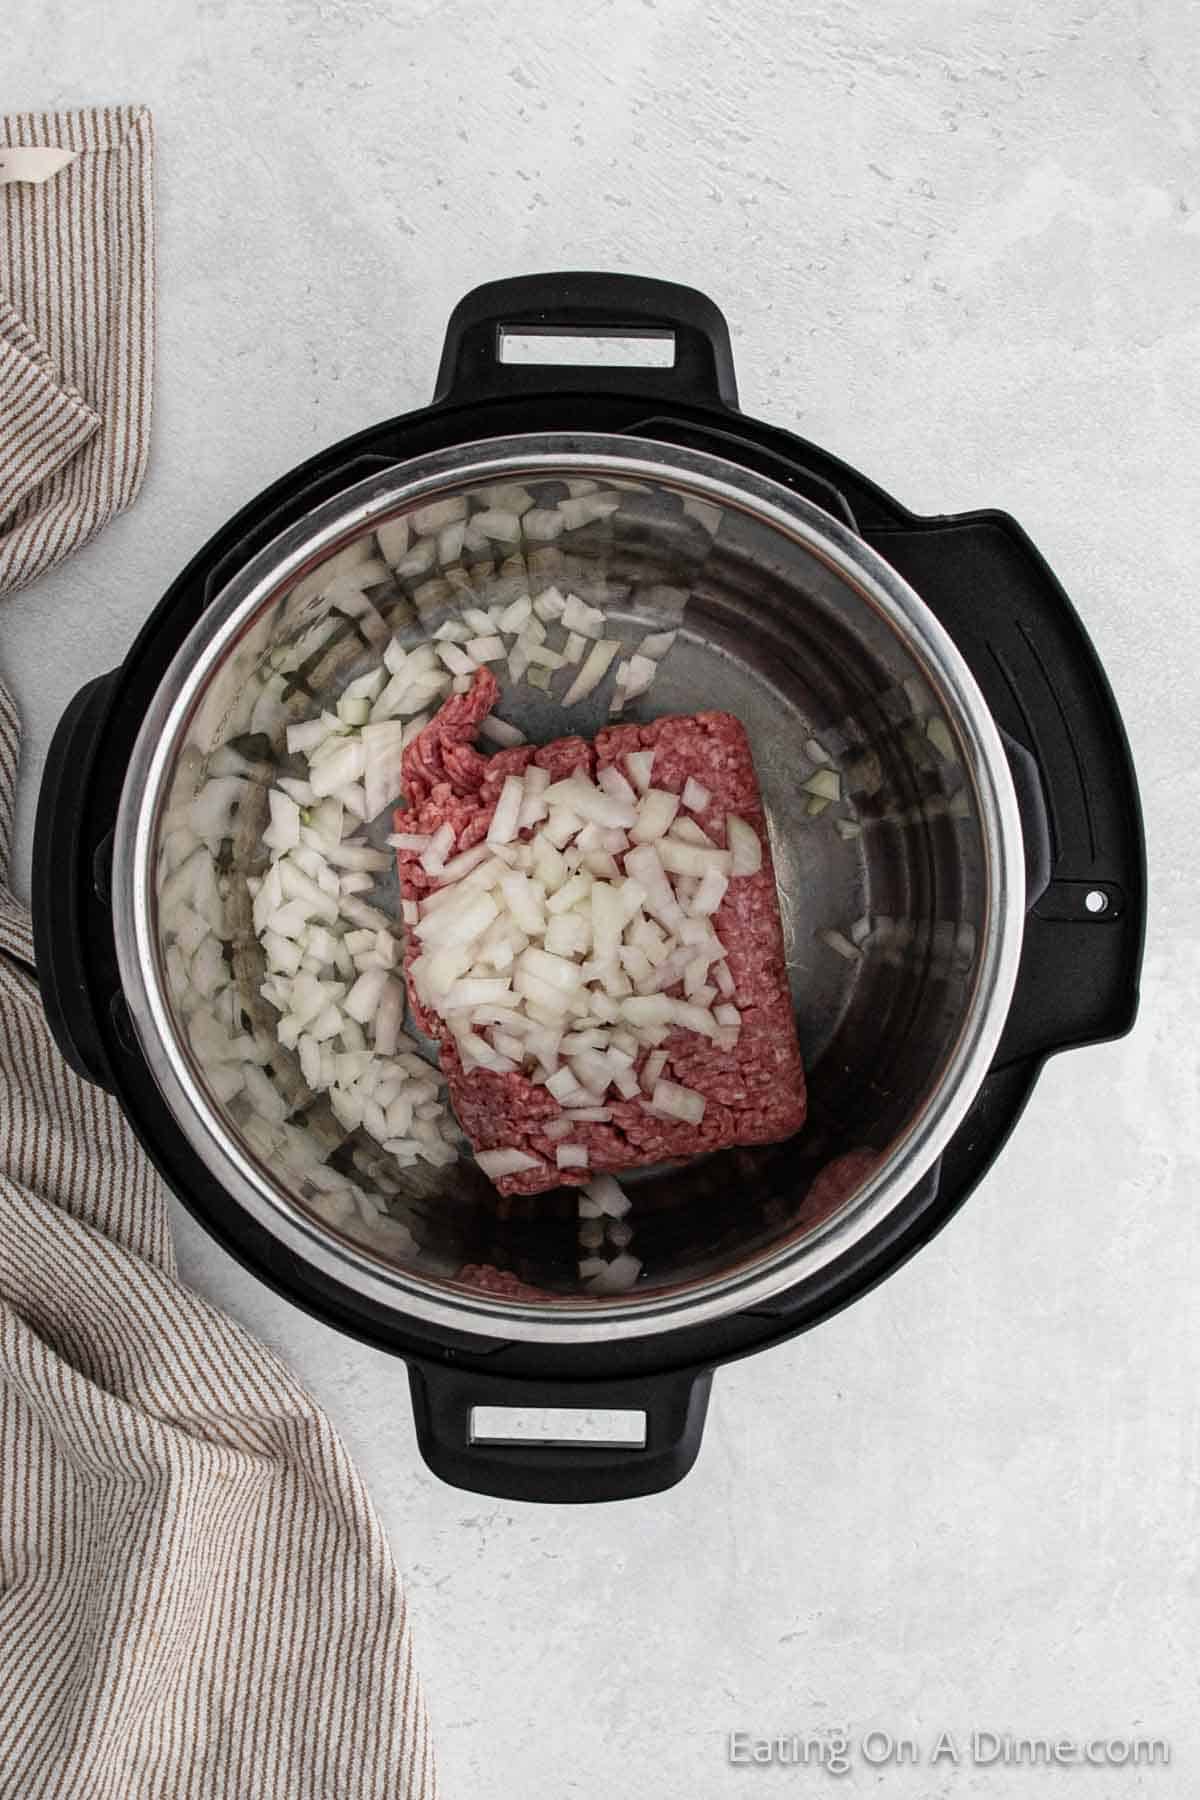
[151,460,988,1304]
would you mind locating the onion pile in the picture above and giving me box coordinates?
[401,756,760,1135]
[252,705,461,1168]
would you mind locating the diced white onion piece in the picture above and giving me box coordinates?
[623,844,685,932]
[556,1144,589,1169]
[648,1078,706,1124]
[713,1003,741,1028]
[818,927,861,961]
[466,635,505,664]
[518,946,584,993]
[618,653,657,701]
[475,1148,541,1180]
[689,867,729,917]
[434,843,495,885]
[434,618,472,644]
[473,509,522,544]
[525,508,565,542]
[720,814,763,878]
[583,1251,642,1293]
[532,585,567,620]
[436,641,477,677]
[341,966,388,1022]
[926,715,958,762]
[542,776,635,829]
[562,631,587,665]
[387,831,431,852]
[476,483,535,515]
[287,718,330,756]
[479,714,526,748]
[420,821,456,874]
[412,496,467,536]
[802,768,841,801]
[265,789,301,851]
[561,638,621,707]
[374,979,405,1057]
[584,1174,631,1218]
[638,630,677,659]
[414,890,499,949]
[309,738,365,799]
[624,749,655,792]
[542,1117,572,1141]
[495,869,545,937]
[682,777,710,812]
[630,788,680,844]
[546,1066,587,1102]
[670,817,714,847]
[656,838,732,878]
[487,774,526,846]
[496,591,532,633]
[561,593,605,639]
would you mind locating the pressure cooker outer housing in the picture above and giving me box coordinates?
[32,275,1145,1501]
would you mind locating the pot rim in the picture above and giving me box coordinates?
[113,433,1025,1344]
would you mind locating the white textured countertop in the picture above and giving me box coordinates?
[5,3,1195,1794]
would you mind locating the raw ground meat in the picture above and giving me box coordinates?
[395,669,806,1194]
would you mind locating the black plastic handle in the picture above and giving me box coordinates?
[31,672,119,1090]
[433,272,739,410]
[407,1360,712,1503]
[865,514,1145,1066]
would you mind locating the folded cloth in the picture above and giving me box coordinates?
[0,106,154,598]
[0,675,436,1795]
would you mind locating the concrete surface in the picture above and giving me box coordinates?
[4,2,1196,1795]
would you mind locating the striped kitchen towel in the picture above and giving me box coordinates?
[0,692,437,1797]
[0,105,154,597]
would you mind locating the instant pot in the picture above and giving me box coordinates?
[33,275,1144,1501]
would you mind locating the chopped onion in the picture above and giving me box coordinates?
[726,815,763,877]
[487,774,526,846]
[524,508,564,542]
[420,821,456,874]
[630,788,679,844]
[617,653,656,702]
[647,1078,706,1124]
[818,927,861,961]
[474,509,522,544]
[561,593,605,639]
[682,777,710,813]
[802,768,841,802]
[638,630,677,659]
[475,1147,541,1180]
[834,817,862,840]
[562,631,587,665]
[561,638,621,707]
[498,592,533,633]
[584,1174,631,1218]
[624,750,655,792]
[479,714,526,748]
[556,1143,589,1169]
[689,867,728,916]
[376,519,410,565]
[926,715,957,762]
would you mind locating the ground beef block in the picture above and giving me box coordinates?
[395,669,806,1195]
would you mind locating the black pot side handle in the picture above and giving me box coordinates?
[406,1361,713,1503]
[865,511,1146,1067]
[31,673,121,1090]
[433,271,739,411]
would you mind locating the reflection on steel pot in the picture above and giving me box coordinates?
[32,274,1144,1502]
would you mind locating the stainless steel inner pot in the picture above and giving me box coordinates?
[112,435,1025,1343]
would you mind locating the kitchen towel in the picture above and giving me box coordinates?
[0,704,437,1798]
[0,105,154,597]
